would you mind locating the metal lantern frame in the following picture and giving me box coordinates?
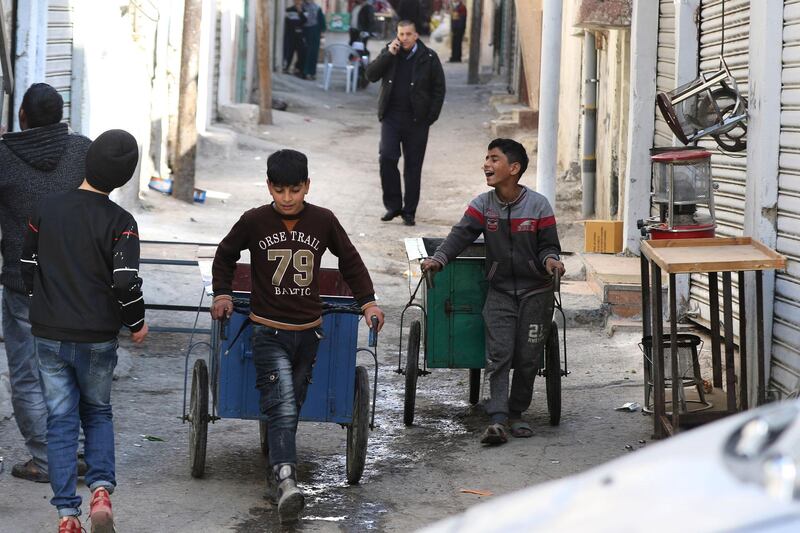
[657,57,748,152]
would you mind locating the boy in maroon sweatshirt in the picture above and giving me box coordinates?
[211,149,384,523]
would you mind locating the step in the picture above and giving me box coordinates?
[559,280,607,328]
[581,253,667,319]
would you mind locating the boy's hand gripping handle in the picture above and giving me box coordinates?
[368,315,379,347]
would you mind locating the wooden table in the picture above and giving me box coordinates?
[639,237,786,438]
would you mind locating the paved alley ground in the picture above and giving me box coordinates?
[0,46,653,532]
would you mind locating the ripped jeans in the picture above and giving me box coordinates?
[251,324,321,467]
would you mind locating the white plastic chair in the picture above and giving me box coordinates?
[323,44,356,93]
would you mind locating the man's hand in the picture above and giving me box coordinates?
[131,323,149,344]
[545,257,566,277]
[211,298,233,321]
[420,258,443,273]
[364,305,385,332]
[388,39,401,55]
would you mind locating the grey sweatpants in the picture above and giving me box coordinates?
[482,286,554,421]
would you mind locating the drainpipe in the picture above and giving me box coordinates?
[535,0,563,209]
[581,31,597,218]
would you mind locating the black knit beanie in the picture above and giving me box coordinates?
[85,129,139,193]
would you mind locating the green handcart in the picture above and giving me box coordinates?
[397,237,568,426]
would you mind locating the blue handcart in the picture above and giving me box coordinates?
[183,266,379,484]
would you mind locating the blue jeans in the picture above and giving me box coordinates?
[35,337,118,517]
[2,288,49,470]
[252,324,320,467]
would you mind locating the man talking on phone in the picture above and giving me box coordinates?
[366,20,446,227]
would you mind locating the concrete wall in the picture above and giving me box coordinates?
[556,0,583,184]
[594,29,630,219]
[71,0,181,209]
[516,0,542,111]
[478,0,495,74]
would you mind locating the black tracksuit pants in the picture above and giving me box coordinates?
[451,27,465,62]
[379,111,429,217]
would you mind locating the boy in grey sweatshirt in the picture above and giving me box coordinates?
[422,138,565,445]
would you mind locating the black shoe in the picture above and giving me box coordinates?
[77,454,88,477]
[381,209,402,222]
[11,459,49,483]
[402,214,416,226]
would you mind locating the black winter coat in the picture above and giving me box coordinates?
[365,40,446,125]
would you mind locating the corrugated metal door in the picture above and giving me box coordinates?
[46,0,73,124]
[689,0,750,329]
[653,0,675,148]
[774,0,800,399]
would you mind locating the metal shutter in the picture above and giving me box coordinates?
[773,0,800,399]
[688,0,750,331]
[46,0,73,124]
[653,0,675,148]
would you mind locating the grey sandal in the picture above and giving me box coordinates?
[480,423,509,445]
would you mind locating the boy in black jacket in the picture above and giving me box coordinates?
[22,129,147,533]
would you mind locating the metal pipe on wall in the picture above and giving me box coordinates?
[534,0,562,208]
[581,31,597,218]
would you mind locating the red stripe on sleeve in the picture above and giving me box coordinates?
[120,231,139,238]
[28,221,39,233]
[538,215,556,229]
[465,206,485,224]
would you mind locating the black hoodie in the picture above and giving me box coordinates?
[0,123,90,293]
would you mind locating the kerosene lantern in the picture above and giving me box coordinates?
[640,149,717,240]
[656,57,747,152]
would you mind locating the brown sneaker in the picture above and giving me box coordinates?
[11,459,49,483]
[58,516,82,533]
[89,487,114,533]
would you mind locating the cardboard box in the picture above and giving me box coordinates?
[584,220,624,253]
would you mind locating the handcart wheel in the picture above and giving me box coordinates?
[404,321,421,426]
[468,369,481,405]
[259,421,269,457]
[189,359,209,478]
[545,320,562,426]
[346,366,370,484]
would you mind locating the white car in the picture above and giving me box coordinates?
[423,399,800,532]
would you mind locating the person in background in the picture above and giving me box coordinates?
[283,0,307,75]
[0,82,90,484]
[449,0,467,63]
[365,20,446,226]
[397,0,422,32]
[22,129,148,533]
[349,0,375,49]
[302,0,326,80]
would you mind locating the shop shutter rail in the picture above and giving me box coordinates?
[47,0,74,124]
[773,0,800,400]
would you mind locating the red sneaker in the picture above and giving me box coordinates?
[58,516,82,533]
[89,487,114,533]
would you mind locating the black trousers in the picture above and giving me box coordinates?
[379,112,430,217]
[451,27,465,62]
[283,30,306,72]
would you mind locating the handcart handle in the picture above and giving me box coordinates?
[220,316,228,340]
[321,302,363,315]
[424,268,435,289]
[553,268,561,294]
[368,315,379,347]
